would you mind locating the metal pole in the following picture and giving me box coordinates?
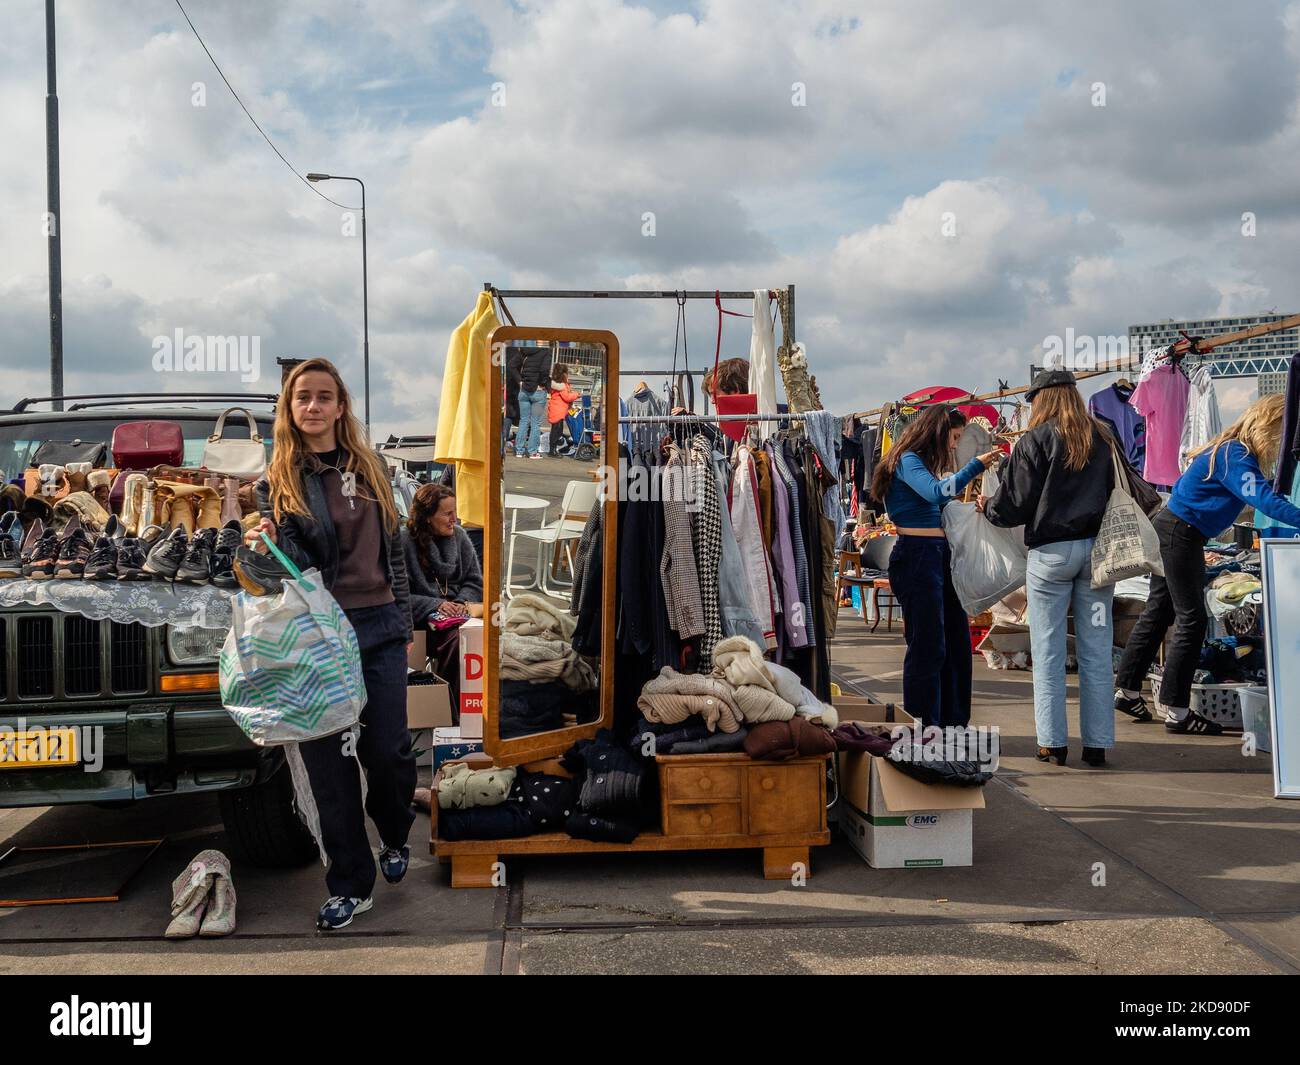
[45,0,64,411]
[359,179,370,434]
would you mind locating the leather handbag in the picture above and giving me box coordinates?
[202,408,267,479]
[31,439,108,467]
[112,421,184,469]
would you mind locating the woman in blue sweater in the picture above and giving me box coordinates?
[870,405,1001,728]
[1115,393,1300,734]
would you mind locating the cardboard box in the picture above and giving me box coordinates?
[431,726,484,770]
[458,619,485,739]
[836,707,985,868]
[832,694,907,724]
[406,673,453,730]
[407,630,429,671]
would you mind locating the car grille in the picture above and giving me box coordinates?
[2,609,152,703]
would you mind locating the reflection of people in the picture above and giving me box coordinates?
[548,363,580,457]
[703,357,749,400]
[1112,394,1300,736]
[516,347,550,459]
[246,357,414,932]
[402,483,484,700]
[870,404,1000,731]
[980,370,1115,767]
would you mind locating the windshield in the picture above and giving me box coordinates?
[0,415,274,483]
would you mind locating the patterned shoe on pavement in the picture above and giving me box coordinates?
[379,845,410,885]
[317,895,373,931]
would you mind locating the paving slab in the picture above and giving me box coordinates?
[1218,914,1300,969]
[517,917,1278,975]
[0,792,498,941]
[519,779,1195,926]
[0,935,492,975]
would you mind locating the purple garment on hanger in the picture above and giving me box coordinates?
[1089,381,1146,471]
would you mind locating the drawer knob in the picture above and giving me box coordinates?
[699,813,713,828]
[699,777,712,790]
[761,777,776,791]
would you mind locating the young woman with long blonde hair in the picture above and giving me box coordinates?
[1114,392,1300,735]
[981,370,1115,766]
[247,358,414,930]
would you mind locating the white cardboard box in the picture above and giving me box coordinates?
[458,619,484,739]
[431,726,484,770]
[835,701,986,869]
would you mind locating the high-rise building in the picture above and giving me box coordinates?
[1128,313,1297,377]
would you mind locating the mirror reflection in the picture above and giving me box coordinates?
[498,340,607,739]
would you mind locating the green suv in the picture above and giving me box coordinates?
[0,394,317,867]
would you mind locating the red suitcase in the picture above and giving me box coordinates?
[111,420,185,470]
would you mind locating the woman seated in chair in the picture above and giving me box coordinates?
[401,483,484,700]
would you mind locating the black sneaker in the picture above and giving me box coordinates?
[176,528,217,585]
[20,520,53,578]
[83,536,119,580]
[54,524,95,578]
[116,536,149,581]
[143,527,189,579]
[1114,690,1153,722]
[1164,710,1224,736]
[24,524,62,579]
[209,519,242,590]
[0,513,21,578]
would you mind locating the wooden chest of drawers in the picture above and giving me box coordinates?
[433,752,831,887]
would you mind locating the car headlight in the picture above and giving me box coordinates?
[166,625,224,665]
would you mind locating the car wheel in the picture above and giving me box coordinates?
[218,762,319,868]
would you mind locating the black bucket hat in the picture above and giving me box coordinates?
[1026,368,1078,402]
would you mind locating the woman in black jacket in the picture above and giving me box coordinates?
[980,370,1116,767]
[516,346,551,458]
[247,358,414,931]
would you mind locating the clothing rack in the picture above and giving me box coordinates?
[619,412,807,424]
[852,312,1300,423]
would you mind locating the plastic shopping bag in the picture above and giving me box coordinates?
[942,501,1028,615]
[218,534,367,746]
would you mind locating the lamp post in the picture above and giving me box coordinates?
[307,173,370,434]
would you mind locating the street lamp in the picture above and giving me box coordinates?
[307,172,370,434]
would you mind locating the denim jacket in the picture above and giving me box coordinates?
[254,462,412,643]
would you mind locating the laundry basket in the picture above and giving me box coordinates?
[1237,687,1271,753]
[1151,677,1247,729]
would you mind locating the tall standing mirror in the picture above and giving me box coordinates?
[484,327,619,764]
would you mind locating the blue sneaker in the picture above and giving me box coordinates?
[316,895,373,931]
[379,845,409,885]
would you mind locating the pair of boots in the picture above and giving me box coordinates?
[165,849,237,938]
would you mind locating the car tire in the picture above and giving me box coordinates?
[218,762,319,868]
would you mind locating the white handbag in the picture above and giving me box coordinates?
[202,407,267,479]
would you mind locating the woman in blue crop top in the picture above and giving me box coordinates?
[870,405,1000,729]
[1115,394,1300,735]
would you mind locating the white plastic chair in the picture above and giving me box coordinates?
[506,480,601,598]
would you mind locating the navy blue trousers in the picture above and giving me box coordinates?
[887,536,973,729]
[297,602,416,900]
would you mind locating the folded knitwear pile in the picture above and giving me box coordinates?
[636,635,838,736]
[500,594,597,691]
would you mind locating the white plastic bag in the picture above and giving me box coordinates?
[218,539,367,746]
[942,501,1028,615]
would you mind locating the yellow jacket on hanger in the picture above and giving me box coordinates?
[435,291,499,528]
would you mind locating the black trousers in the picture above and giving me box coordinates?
[887,536,972,729]
[1115,508,1208,709]
[298,602,416,900]
[549,420,569,452]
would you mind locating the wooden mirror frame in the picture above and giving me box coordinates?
[482,326,620,766]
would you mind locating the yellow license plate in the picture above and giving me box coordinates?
[0,728,79,767]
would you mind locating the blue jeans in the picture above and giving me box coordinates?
[517,388,547,456]
[887,536,972,729]
[1026,538,1114,749]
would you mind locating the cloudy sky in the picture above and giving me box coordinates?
[3,0,1298,436]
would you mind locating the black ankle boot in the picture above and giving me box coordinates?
[1081,746,1107,767]
[1036,746,1068,766]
